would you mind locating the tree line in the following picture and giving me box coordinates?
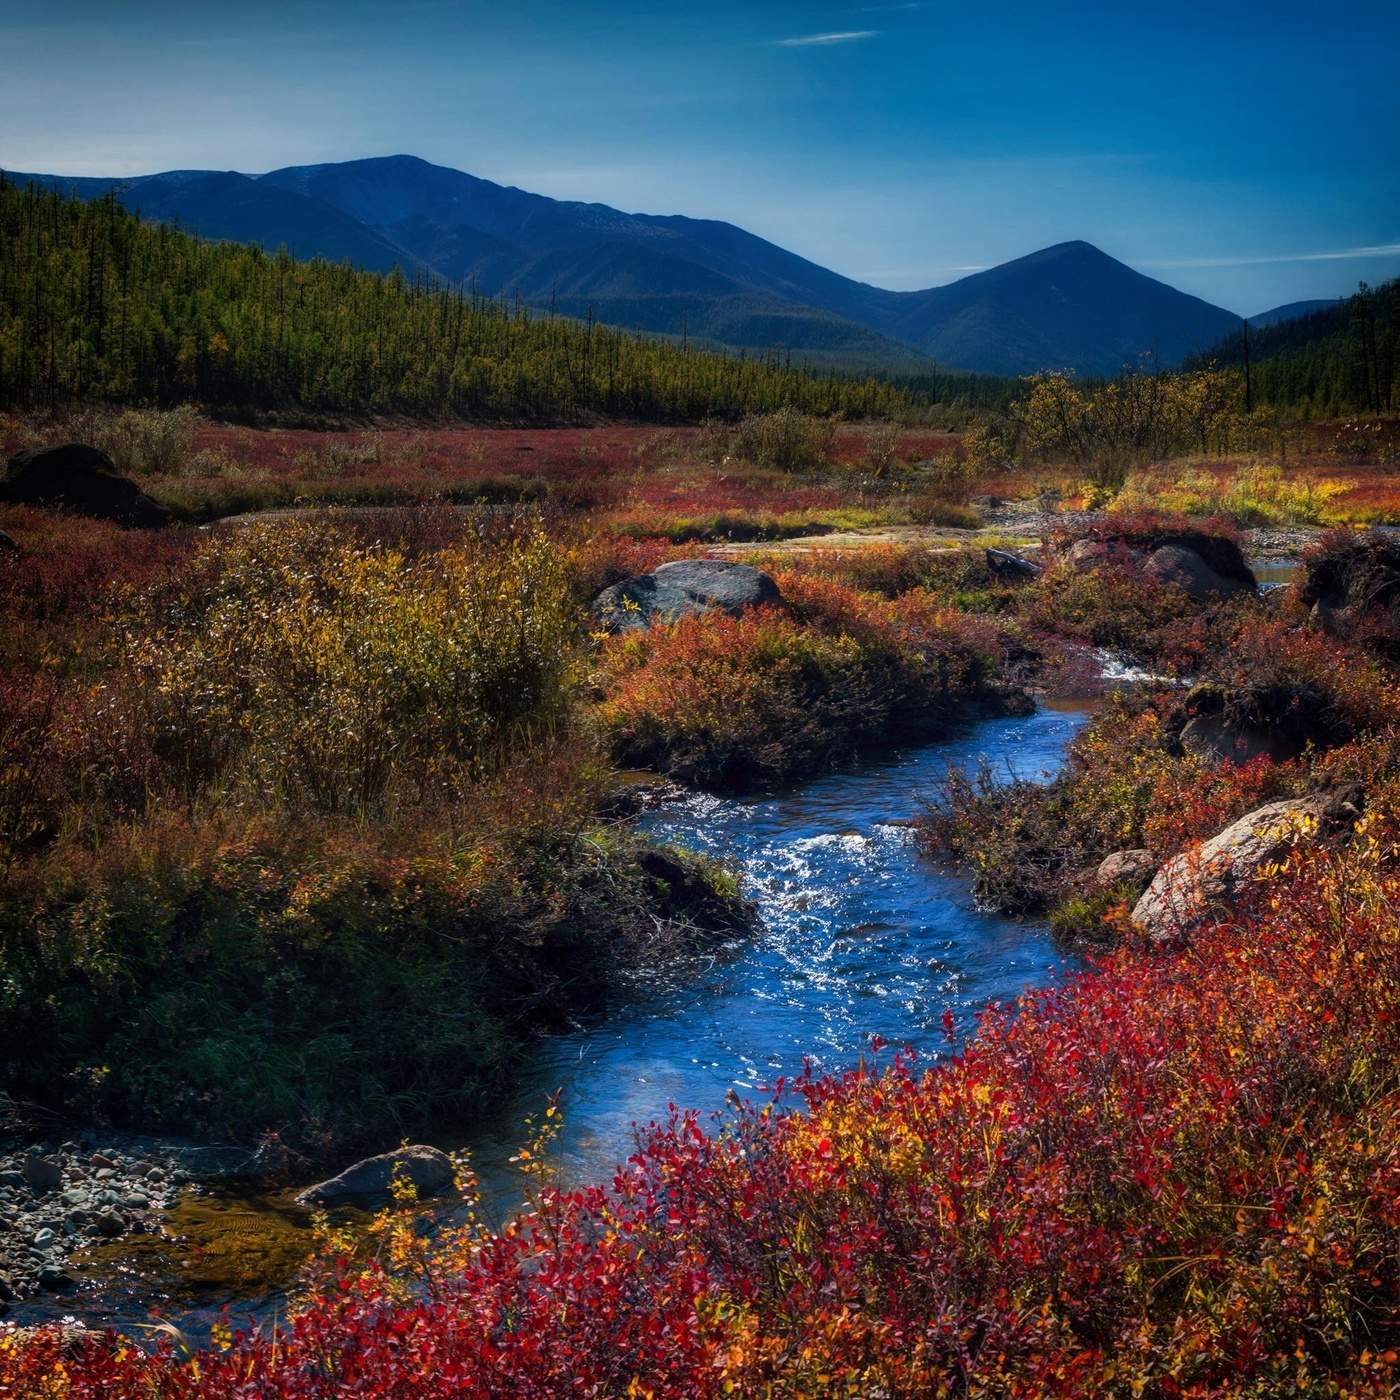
[0,178,917,423]
[1189,280,1399,416]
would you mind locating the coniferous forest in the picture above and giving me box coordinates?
[1190,279,1399,415]
[0,179,914,422]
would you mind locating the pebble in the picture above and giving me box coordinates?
[0,1134,219,1310]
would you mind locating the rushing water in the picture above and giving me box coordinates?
[459,703,1089,1216]
[21,702,1090,1333]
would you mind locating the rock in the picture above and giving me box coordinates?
[1064,538,1122,573]
[1095,849,1157,889]
[92,1210,126,1237]
[0,528,17,555]
[0,1171,24,1190]
[37,1264,73,1292]
[1132,791,1358,941]
[1298,531,1400,657]
[1178,680,1338,767]
[1180,715,1292,766]
[985,548,1042,580]
[593,559,781,632]
[89,1152,116,1170]
[0,443,171,529]
[295,1144,455,1208]
[1143,544,1251,604]
[22,1154,62,1192]
[123,1193,149,1210]
[0,1274,14,1303]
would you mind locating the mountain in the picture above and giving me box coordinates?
[11,168,420,275]
[882,241,1241,376]
[7,155,1246,377]
[1249,299,1340,329]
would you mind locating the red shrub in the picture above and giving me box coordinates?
[9,838,1400,1396]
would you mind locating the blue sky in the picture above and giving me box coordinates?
[2,0,1397,314]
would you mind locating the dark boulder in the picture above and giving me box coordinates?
[0,443,171,528]
[985,547,1042,580]
[593,559,780,632]
[1178,680,1341,767]
[295,1144,454,1208]
[1061,529,1255,602]
[1297,531,1400,657]
[1144,543,1252,604]
[0,528,17,555]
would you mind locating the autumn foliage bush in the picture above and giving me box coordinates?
[9,829,1400,1396]
[599,572,1012,790]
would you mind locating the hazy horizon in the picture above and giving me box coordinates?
[3,0,1398,315]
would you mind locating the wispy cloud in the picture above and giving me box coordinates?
[774,30,879,47]
[1146,243,1400,269]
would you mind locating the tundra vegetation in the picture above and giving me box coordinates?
[1,191,1400,1394]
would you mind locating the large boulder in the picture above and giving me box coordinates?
[1061,531,1255,603]
[1297,531,1400,657]
[593,559,780,632]
[294,1144,454,1208]
[0,443,171,529]
[1144,543,1251,604]
[1177,680,1340,767]
[1132,790,1358,941]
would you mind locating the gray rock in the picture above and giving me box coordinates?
[0,1172,24,1190]
[89,1152,116,1170]
[1095,849,1158,889]
[93,1210,126,1237]
[985,548,1042,580]
[1132,792,1354,942]
[593,559,781,632]
[1143,544,1249,604]
[123,1193,149,1210]
[295,1144,455,1208]
[32,1229,54,1248]
[37,1264,72,1292]
[22,1154,62,1192]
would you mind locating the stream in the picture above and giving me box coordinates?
[12,700,1092,1335]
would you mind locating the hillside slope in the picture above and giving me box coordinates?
[9,155,1247,376]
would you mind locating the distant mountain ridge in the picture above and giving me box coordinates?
[9,154,1246,376]
[1248,299,1340,329]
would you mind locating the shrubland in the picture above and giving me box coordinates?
[0,509,754,1151]
[8,807,1400,1395]
[599,569,1017,790]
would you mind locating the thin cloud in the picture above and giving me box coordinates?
[1146,243,1400,270]
[774,30,879,47]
